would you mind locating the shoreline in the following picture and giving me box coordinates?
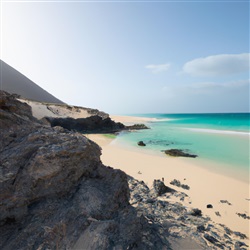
[111,136,249,184]
[88,125,250,240]
[111,114,249,183]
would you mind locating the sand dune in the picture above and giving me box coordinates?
[18,99,90,120]
[0,60,63,104]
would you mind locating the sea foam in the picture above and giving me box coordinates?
[184,128,249,136]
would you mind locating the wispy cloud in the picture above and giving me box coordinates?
[183,53,250,77]
[145,63,171,73]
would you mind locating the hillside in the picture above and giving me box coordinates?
[0,60,63,104]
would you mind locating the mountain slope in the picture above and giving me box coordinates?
[0,60,64,104]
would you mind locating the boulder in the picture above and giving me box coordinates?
[170,179,190,190]
[207,204,213,209]
[126,124,150,130]
[138,141,146,146]
[190,208,202,216]
[164,149,197,158]
[153,179,175,196]
[236,213,250,220]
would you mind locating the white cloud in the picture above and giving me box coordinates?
[145,63,171,73]
[183,53,250,77]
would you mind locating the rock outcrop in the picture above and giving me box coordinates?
[137,141,146,147]
[128,177,248,250]
[170,179,190,190]
[125,124,150,130]
[164,149,198,158]
[44,115,125,133]
[44,116,149,134]
[0,91,168,249]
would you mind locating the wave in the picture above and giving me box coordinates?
[184,128,250,136]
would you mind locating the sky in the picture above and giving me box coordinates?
[1,0,249,114]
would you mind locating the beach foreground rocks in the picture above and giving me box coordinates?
[0,91,248,249]
[0,91,168,249]
[129,177,249,250]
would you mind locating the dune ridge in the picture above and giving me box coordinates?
[0,60,63,104]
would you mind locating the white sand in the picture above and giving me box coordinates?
[19,99,90,120]
[88,132,250,239]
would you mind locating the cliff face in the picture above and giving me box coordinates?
[0,91,167,249]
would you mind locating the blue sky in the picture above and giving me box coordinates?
[1,1,249,114]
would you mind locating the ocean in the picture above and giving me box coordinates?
[114,113,250,174]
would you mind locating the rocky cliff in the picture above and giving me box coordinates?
[0,91,168,249]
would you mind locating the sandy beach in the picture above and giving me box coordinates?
[88,115,250,240]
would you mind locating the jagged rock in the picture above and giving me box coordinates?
[164,149,197,158]
[235,241,248,249]
[138,141,146,146]
[83,107,109,119]
[127,176,246,249]
[0,91,168,250]
[197,225,206,232]
[126,124,150,130]
[181,184,190,190]
[204,233,219,244]
[234,231,247,239]
[153,180,176,196]
[203,234,225,249]
[44,115,125,133]
[170,179,181,187]
[236,213,250,220]
[170,179,190,190]
[190,208,202,217]
[220,200,232,205]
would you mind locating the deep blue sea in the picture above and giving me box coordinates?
[115,113,250,172]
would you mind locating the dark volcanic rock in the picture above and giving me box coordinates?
[207,204,213,209]
[126,124,150,130]
[128,176,245,250]
[170,179,190,190]
[190,208,202,217]
[0,91,167,250]
[44,115,125,133]
[138,141,146,146]
[164,149,197,158]
[236,213,250,220]
[220,200,232,205]
[153,179,176,196]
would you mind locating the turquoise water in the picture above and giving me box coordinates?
[115,113,250,171]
